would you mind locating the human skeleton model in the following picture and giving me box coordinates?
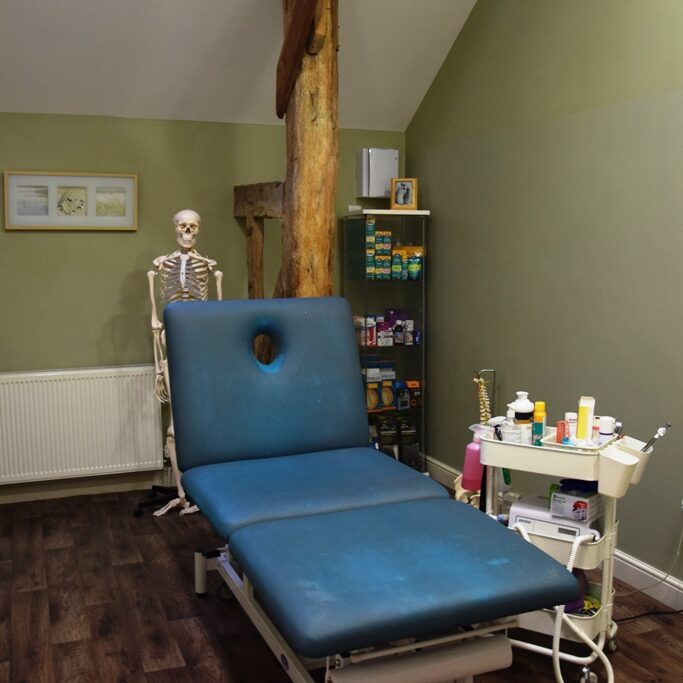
[148,209,223,515]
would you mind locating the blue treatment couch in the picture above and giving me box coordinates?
[164,297,578,683]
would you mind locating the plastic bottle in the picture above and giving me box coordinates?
[462,425,485,491]
[598,415,616,445]
[532,400,547,446]
[510,391,534,445]
[393,320,404,345]
[500,405,521,443]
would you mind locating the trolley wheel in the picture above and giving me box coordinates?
[579,668,598,683]
[607,636,618,652]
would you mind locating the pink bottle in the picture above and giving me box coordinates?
[462,427,483,491]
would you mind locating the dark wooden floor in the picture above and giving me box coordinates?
[1,490,681,682]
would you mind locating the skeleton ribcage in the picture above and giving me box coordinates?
[159,254,211,303]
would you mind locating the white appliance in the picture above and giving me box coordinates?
[356,148,398,198]
[509,494,601,541]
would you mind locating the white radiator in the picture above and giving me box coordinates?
[0,365,163,484]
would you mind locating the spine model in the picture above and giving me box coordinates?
[473,376,492,425]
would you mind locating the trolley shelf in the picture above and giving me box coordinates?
[480,435,600,480]
[480,432,650,498]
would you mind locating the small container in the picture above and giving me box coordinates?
[565,412,578,440]
[598,444,639,498]
[364,318,377,347]
[598,416,616,445]
[556,420,568,444]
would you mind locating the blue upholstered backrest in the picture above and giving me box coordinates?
[164,297,369,471]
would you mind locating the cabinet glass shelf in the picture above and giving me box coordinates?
[342,210,429,471]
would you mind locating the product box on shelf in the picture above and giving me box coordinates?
[366,382,381,411]
[394,381,411,411]
[406,380,422,409]
[550,490,604,523]
[380,380,395,410]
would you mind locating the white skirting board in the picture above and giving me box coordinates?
[425,455,459,489]
[614,549,683,610]
[426,456,683,610]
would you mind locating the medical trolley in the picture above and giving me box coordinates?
[480,431,652,683]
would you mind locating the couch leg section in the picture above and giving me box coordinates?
[194,547,222,596]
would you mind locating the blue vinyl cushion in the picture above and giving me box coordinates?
[164,297,369,471]
[230,497,580,658]
[181,446,448,538]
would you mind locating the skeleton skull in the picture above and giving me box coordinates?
[174,209,200,250]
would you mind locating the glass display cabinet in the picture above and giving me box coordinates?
[342,209,429,471]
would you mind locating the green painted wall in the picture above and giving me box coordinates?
[0,113,403,372]
[407,0,683,575]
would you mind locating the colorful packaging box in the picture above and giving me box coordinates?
[366,382,381,411]
[394,381,411,411]
[377,322,394,347]
[406,380,422,409]
[381,380,396,410]
[551,491,604,523]
[391,248,405,279]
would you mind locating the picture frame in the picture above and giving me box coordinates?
[4,171,138,231]
[390,177,418,210]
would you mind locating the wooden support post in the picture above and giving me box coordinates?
[245,215,265,300]
[235,0,338,303]
[278,0,338,299]
[234,182,284,300]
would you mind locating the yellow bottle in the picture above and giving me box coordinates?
[576,396,595,443]
[532,401,546,446]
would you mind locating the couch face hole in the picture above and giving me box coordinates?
[253,333,277,365]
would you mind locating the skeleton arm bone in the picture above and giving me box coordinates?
[148,269,163,331]
[215,270,223,301]
[148,269,170,403]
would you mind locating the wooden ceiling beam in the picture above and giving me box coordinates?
[306,0,329,55]
[276,0,319,118]
[234,182,284,219]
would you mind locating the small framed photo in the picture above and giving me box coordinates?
[4,171,138,231]
[390,178,418,210]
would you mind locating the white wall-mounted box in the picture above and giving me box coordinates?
[355,148,398,198]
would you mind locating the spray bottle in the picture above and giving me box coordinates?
[500,405,521,443]
[462,424,487,491]
[532,400,547,446]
